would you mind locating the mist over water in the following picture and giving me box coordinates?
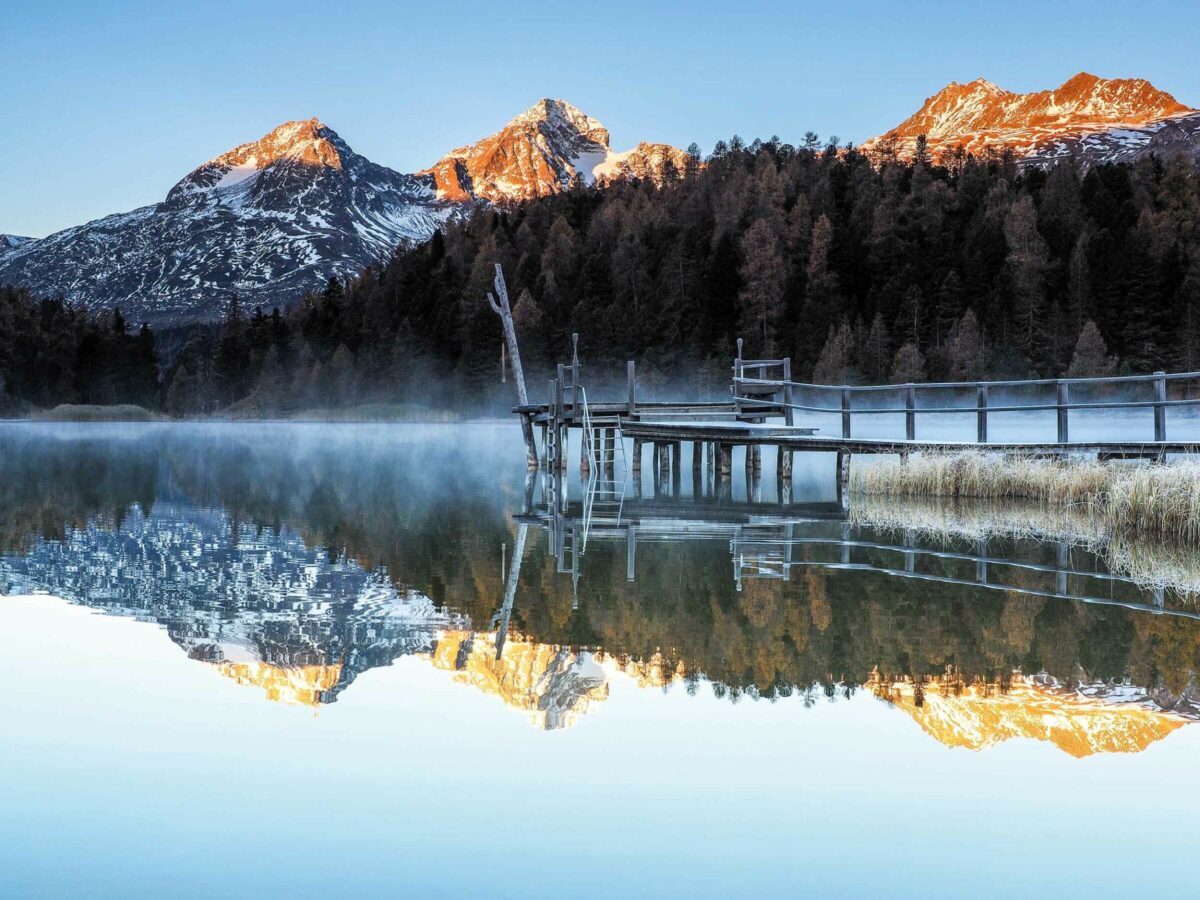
[2,421,1200,899]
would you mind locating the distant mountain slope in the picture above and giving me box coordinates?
[1,234,32,252]
[0,101,689,325]
[862,72,1198,166]
[0,119,457,325]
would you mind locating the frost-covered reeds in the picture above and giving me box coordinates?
[852,451,1200,547]
[850,493,1200,595]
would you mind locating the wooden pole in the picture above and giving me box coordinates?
[1154,371,1167,443]
[977,384,988,444]
[905,384,916,442]
[627,361,637,417]
[487,264,537,468]
[1056,380,1069,444]
[782,358,794,427]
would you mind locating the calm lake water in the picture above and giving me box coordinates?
[2,422,1199,899]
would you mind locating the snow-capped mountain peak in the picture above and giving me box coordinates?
[0,102,690,324]
[423,98,688,203]
[863,72,1196,165]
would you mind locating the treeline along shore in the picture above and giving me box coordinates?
[5,135,1200,416]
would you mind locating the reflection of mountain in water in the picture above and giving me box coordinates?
[2,423,1200,750]
[430,630,609,730]
[0,503,464,702]
[870,672,1196,756]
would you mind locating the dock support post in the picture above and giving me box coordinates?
[627,361,637,417]
[977,384,988,444]
[1057,380,1069,444]
[626,525,637,582]
[718,443,733,479]
[580,425,591,475]
[671,442,682,494]
[905,384,916,442]
[604,428,615,472]
[1154,371,1167,444]
[976,537,987,584]
[841,388,851,439]
[632,438,642,475]
[717,443,733,501]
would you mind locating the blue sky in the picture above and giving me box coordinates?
[4,0,1199,237]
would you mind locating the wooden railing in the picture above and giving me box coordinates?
[733,368,1200,443]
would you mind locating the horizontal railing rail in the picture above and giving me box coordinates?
[732,367,1198,444]
[736,370,1200,392]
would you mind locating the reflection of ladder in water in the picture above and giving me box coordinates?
[731,522,796,591]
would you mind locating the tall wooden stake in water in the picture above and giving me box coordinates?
[488,264,538,468]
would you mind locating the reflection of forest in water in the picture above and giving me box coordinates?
[1,423,1198,744]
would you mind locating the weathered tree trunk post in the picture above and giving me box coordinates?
[671,442,682,492]
[627,361,637,417]
[487,265,537,468]
[841,388,851,439]
[632,438,643,475]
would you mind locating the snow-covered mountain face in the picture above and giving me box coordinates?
[0,103,688,325]
[0,119,457,325]
[862,72,1199,167]
[422,98,693,202]
[0,234,32,253]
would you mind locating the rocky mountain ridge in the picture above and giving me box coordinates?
[863,72,1200,167]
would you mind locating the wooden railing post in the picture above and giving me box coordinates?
[627,360,637,416]
[1057,380,1069,444]
[782,358,794,427]
[841,387,851,439]
[904,384,916,442]
[1154,371,1167,442]
[556,365,566,422]
[570,333,579,420]
[734,338,744,417]
[976,384,988,444]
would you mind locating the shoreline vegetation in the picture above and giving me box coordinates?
[853,451,1200,549]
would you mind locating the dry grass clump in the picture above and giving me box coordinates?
[852,451,1200,547]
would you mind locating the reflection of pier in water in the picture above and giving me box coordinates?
[513,471,1200,621]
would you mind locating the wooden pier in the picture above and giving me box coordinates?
[489,264,1200,489]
